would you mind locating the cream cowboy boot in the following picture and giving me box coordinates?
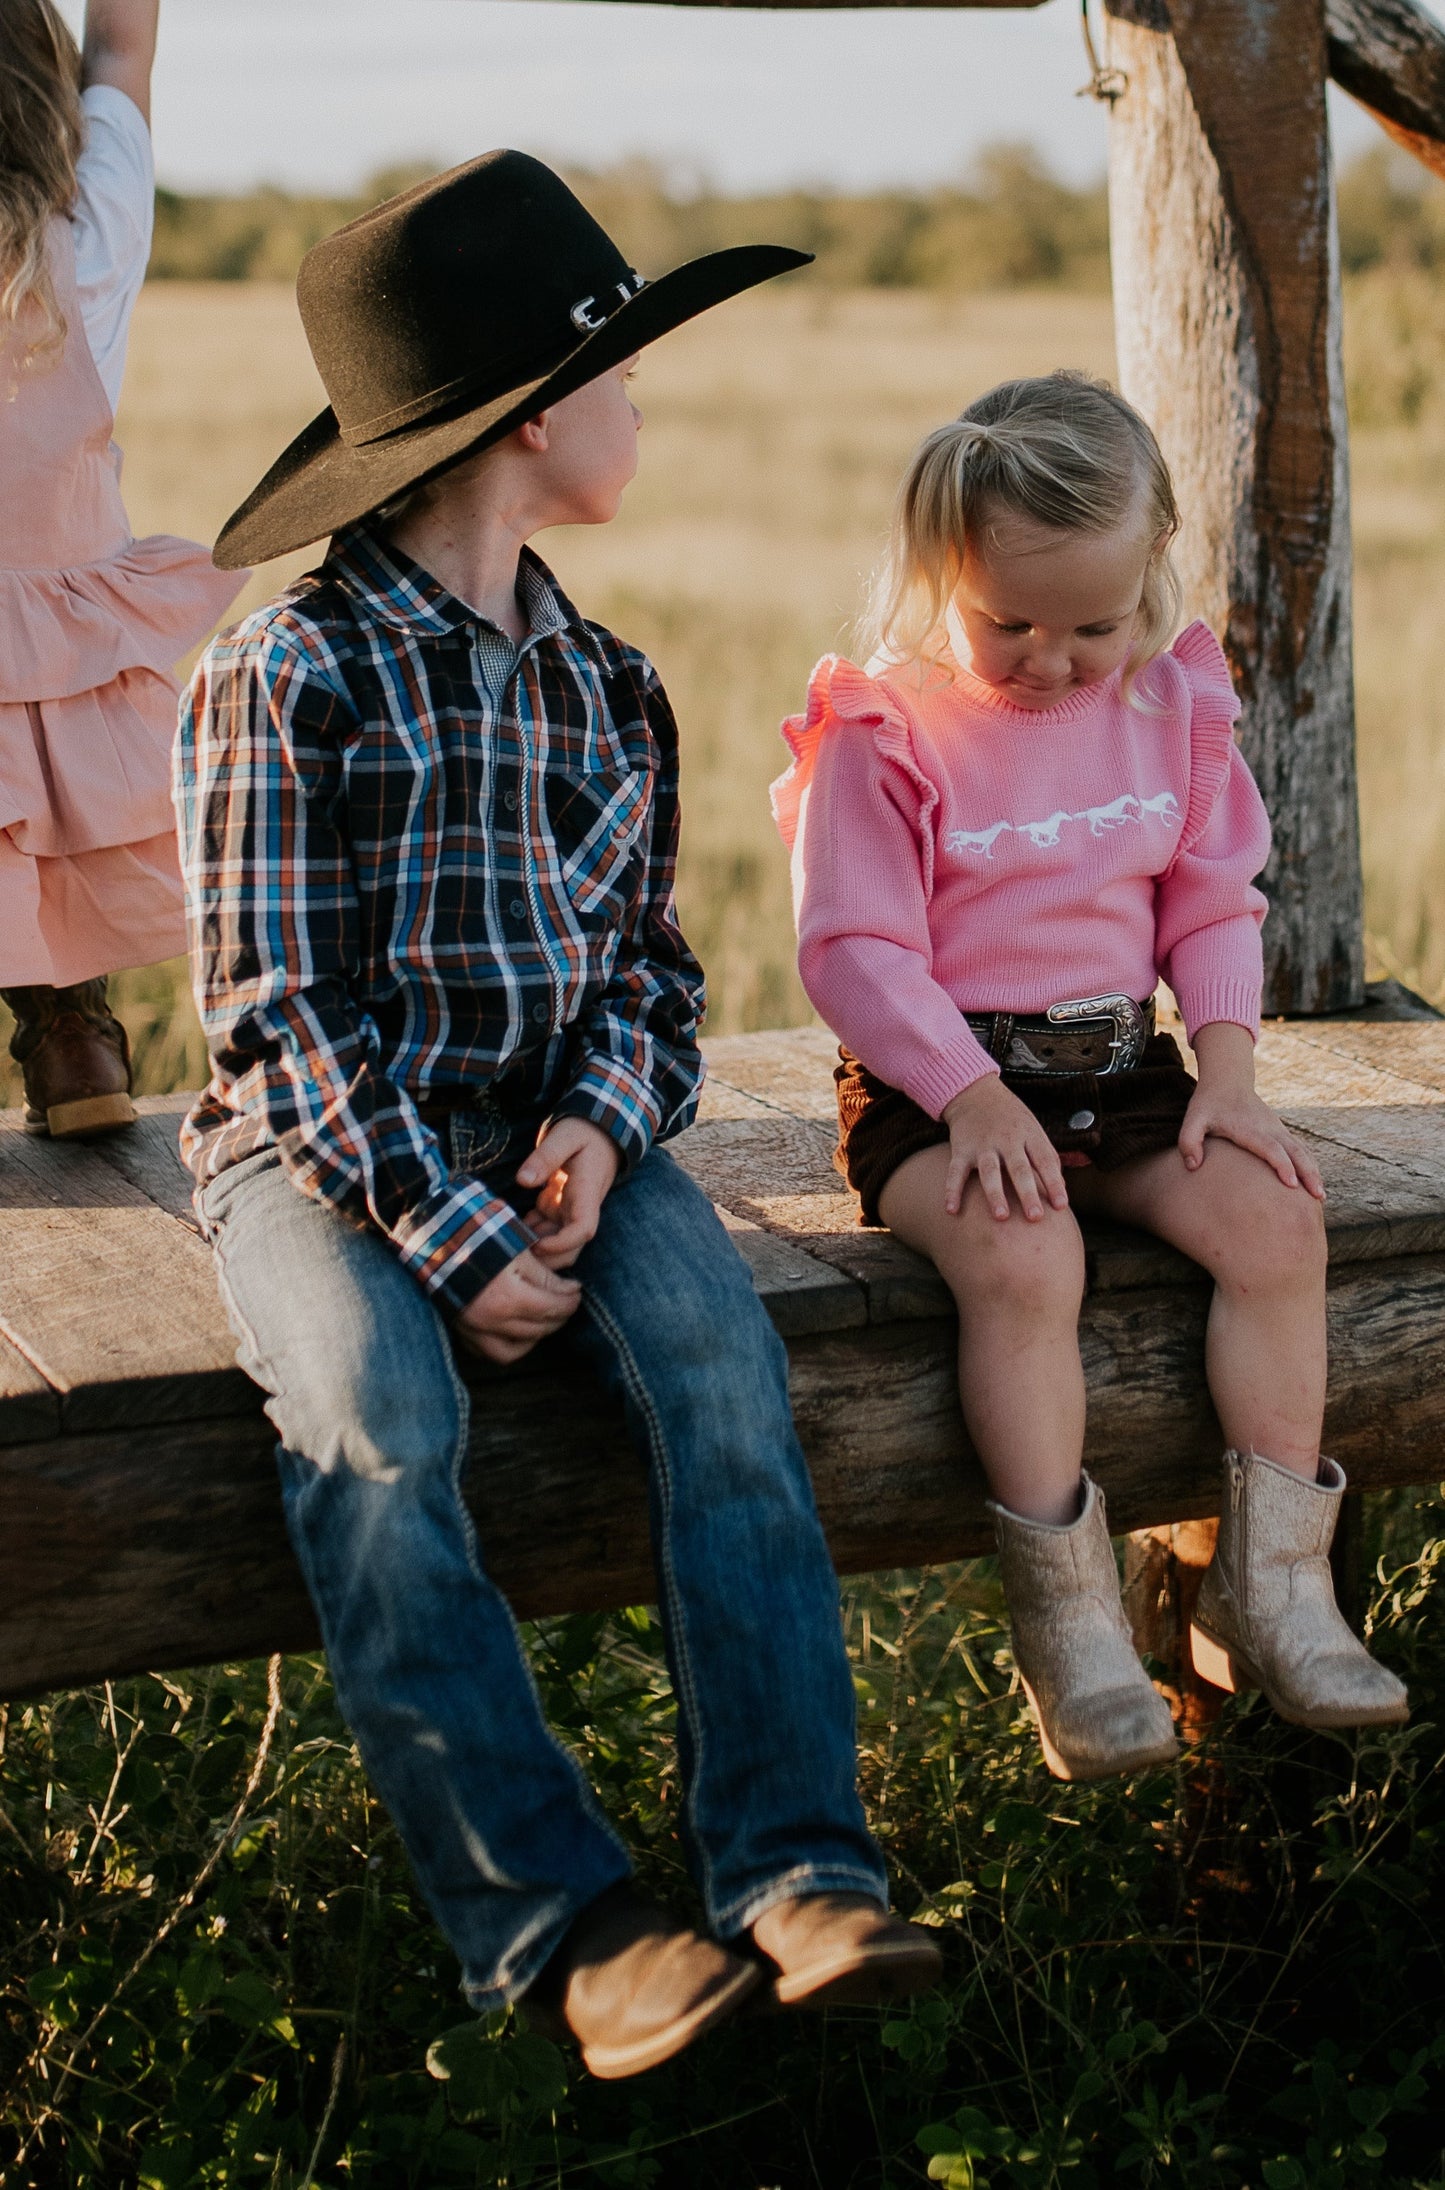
[1190,1450,1409,1729]
[992,1474,1179,1781]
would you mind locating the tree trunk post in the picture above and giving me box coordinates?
[1104,0,1364,1013]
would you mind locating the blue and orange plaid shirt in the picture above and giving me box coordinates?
[175,522,706,1314]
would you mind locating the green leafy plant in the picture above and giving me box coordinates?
[2,1491,1443,2187]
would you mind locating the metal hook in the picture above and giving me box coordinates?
[1077,0,1128,104]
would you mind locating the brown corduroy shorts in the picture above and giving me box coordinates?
[835,1034,1197,1227]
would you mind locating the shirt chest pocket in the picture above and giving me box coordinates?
[546,765,651,918]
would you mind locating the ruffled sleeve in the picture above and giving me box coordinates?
[1167,619,1243,861]
[1153,621,1271,1039]
[772,654,939,890]
[774,655,999,1119]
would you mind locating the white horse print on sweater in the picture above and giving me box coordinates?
[944,820,1014,858]
[1016,809,1074,849]
[946,789,1183,859]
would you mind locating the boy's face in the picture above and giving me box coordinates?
[533,358,643,526]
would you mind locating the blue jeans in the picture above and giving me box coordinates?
[199,1130,885,2011]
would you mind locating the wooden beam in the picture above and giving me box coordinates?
[1105,0,1362,1015]
[4,1003,1444,1699]
[1327,0,1445,181]
[5,1240,1444,1699]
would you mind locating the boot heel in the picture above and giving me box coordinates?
[1189,1623,1259,1695]
[46,1092,137,1139]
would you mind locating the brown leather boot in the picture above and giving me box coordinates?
[1,980,136,1139]
[521,1884,761,2079]
[751,1892,944,2009]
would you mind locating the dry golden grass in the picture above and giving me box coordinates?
[2,277,1438,1102]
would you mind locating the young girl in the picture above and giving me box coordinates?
[0,0,242,1136]
[773,372,1407,1781]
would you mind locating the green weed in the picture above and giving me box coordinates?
[2,1494,1442,2187]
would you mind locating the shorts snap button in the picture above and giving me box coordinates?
[1068,1108,1096,1131]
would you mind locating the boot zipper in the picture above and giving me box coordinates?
[1228,1452,1247,1625]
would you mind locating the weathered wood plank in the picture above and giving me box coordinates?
[714,1206,867,1337]
[88,1099,203,1230]
[5,1246,1442,1698]
[0,1331,59,1447]
[704,1026,841,1125]
[0,1115,252,1433]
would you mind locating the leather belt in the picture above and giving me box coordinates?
[965,993,1155,1078]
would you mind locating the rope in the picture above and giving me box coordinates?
[1078,0,1129,105]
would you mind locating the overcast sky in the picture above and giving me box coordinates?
[61,0,1434,197]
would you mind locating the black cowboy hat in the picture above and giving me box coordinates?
[214,150,811,569]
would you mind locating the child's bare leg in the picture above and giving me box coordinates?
[878,1144,1087,1523]
[1069,1138,1326,1473]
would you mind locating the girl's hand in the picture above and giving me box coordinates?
[940,1075,1069,1221]
[1181,1021,1326,1200]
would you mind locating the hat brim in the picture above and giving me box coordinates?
[213,243,810,569]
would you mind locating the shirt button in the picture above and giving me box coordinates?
[509,897,526,919]
[503,789,518,813]
[531,1002,549,1025]
[1068,1109,1096,1131]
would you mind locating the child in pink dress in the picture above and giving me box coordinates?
[774,372,1407,1780]
[0,0,242,1136]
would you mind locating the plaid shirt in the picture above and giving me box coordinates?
[175,522,706,1315]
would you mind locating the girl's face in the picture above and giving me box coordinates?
[950,507,1154,709]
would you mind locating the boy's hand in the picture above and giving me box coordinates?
[1181,1021,1326,1200]
[455,1251,582,1365]
[940,1076,1069,1221]
[517,1117,622,1269]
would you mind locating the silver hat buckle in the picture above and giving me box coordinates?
[570,270,648,334]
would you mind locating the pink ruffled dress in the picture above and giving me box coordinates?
[0,216,243,987]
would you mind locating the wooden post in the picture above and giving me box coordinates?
[1104,0,1362,1014]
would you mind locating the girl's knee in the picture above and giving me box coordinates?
[1216,1174,1327,1294]
[936,1197,1085,1316]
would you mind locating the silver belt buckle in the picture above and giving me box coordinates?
[1045,993,1148,1076]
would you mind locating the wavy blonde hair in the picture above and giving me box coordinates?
[863,370,1182,702]
[0,0,83,362]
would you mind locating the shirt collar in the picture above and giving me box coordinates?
[325,520,602,662]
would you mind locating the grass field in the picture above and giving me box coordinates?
[2,276,1440,1101]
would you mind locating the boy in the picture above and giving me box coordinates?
[176,152,940,2078]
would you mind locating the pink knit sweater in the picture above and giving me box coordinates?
[771,620,1270,1120]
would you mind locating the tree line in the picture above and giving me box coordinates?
[149,142,1441,294]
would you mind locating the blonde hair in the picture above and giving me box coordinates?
[864,370,1183,701]
[0,0,83,362]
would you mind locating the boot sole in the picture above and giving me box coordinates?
[1023,1677,1180,1781]
[773,1936,944,2010]
[580,1960,762,2080]
[35,1093,137,1139]
[1189,1621,1410,1729]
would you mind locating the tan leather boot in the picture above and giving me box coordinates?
[751,1892,943,2009]
[1,980,136,1138]
[521,1885,761,2079]
[992,1473,1179,1781]
[1190,1450,1409,1729]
